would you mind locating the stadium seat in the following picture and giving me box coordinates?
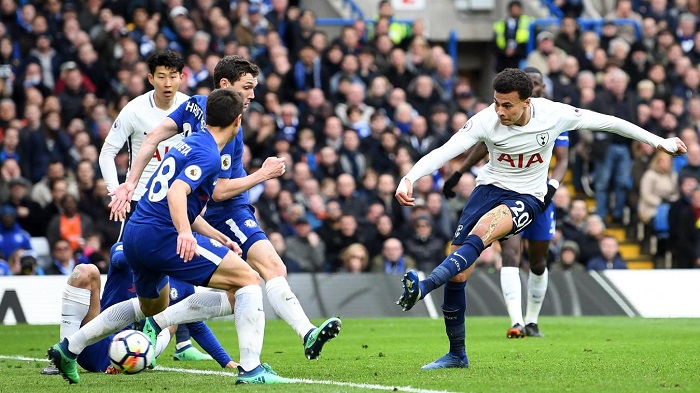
[30,237,51,268]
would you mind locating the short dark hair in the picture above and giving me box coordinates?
[492,68,533,100]
[212,55,260,89]
[147,50,185,74]
[206,89,244,128]
[522,67,542,77]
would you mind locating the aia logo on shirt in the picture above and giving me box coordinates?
[496,153,544,168]
[536,132,549,146]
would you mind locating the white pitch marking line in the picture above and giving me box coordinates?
[0,355,459,393]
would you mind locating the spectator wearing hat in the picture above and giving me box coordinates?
[550,241,584,272]
[16,249,44,275]
[6,176,43,237]
[0,204,32,261]
[285,217,326,272]
[526,30,567,75]
[234,1,270,47]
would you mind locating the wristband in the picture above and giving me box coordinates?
[548,179,560,189]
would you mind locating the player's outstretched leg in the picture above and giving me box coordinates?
[236,363,292,384]
[47,339,79,384]
[303,317,342,360]
[397,270,421,311]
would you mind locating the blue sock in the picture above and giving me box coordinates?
[420,235,485,297]
[175,324,190,343]
[442,280,467,358]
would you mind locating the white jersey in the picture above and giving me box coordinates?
[102,91,189,200]
[400,97,670,201]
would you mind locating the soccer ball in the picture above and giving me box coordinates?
[108,330,154,374]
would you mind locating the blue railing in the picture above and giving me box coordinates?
[540,0,564,18]
[527,18,643,54]
[315,18,459,74]
[338,0,365,20]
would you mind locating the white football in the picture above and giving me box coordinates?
[108,329,154,374]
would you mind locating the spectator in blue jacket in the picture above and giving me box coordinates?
[0,204,32,261]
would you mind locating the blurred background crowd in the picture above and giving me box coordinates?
[0,0,698,277]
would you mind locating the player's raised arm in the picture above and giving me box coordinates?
[108,117,179,219]
[396,118,483,205]
[561,105,687,156]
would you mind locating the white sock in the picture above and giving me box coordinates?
[154,328,172,359]
[153,291,232,328]
[525,268,548,325]
[175,340,191,350]
[265,276,315,340]
[500,267,524,327]
[234,285,265,372]
[60,285,91,339]
[68,298,144,355]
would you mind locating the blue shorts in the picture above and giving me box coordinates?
[520,202,555,241]
[117,201,140,242]
[453,184,544,245]
[122,222,230,299]
[168,277,196,305]
[77,335,113,372]
[204,204,267,260]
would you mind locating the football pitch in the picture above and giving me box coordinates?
[1,317,698,393]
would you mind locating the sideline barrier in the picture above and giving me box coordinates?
[2,270,699,325]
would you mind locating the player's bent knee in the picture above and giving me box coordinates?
[247,241,287,280]
[450,265,473,282]
[529,259,547,275]
[68,264,100,288]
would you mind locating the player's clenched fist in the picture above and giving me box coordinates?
[261,156,286,179]
[657,137,687,156]
[395,178,416,206]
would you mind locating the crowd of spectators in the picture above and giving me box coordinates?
[498,0,700,269]
[0,0,698,276]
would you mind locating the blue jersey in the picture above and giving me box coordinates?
[212,133,249,208]
[167,94,249,208]
[168,95,208,137]
[130,130,222,227]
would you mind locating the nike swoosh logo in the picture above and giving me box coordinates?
[494,142,506,146]
[285,297,295,301]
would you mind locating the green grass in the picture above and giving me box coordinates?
[1,317,699,392]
